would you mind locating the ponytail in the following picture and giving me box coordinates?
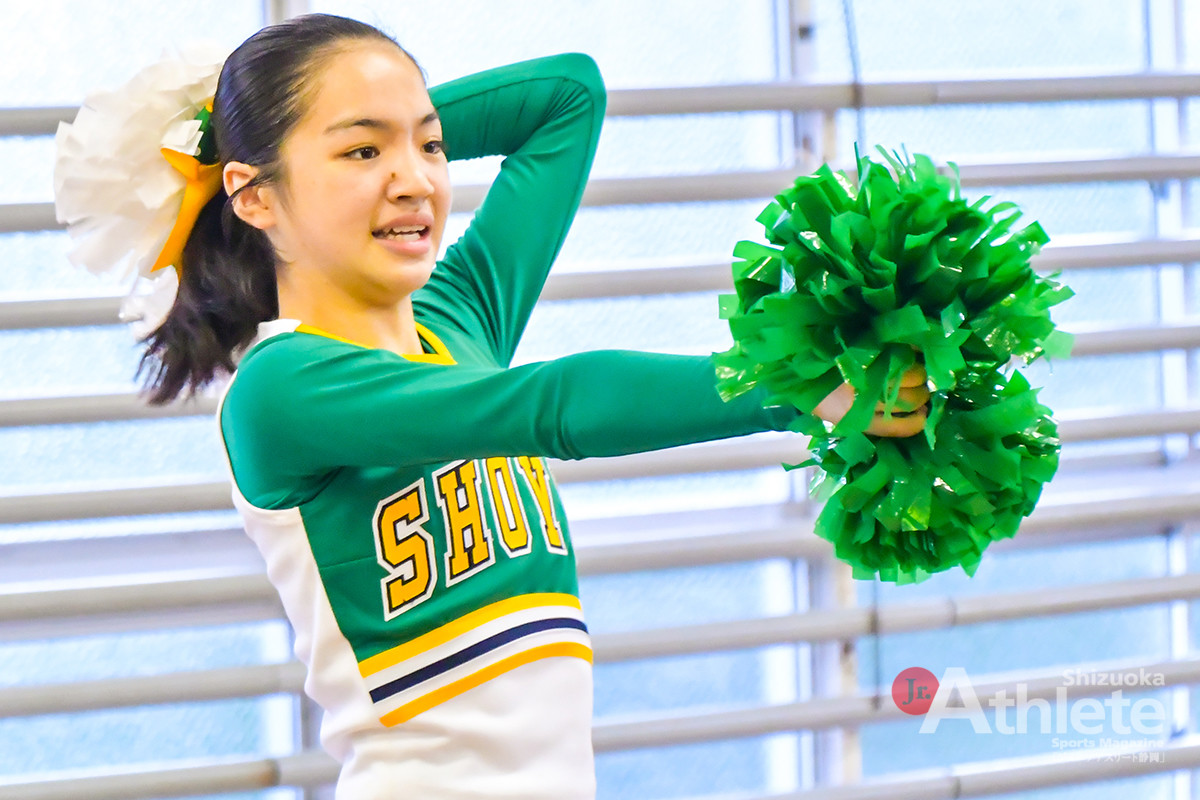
[137,188,278,404]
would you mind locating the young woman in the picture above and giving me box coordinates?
[60,13,927,799]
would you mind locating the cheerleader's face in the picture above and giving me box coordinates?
[241,42,451,308]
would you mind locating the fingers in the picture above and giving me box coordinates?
[900,363,927,388]
[866,406,928,437]
[812,369,934,438]
[869,379,931,437]
[890,384,931,412]
[812,383,855,426]
[812,383,930,438]
[869,388,929,436]
[810,358,932,438]
[872,362,930,437]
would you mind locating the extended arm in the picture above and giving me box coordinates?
[222,337,794,506]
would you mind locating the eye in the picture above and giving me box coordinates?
[344,145,380,160]
[423,139,446,156]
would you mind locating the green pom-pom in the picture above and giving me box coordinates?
[715,147,1073,583]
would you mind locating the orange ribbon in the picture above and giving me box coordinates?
[150,104,222,273]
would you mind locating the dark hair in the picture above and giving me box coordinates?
[139,14,412,404]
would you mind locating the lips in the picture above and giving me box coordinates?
[373,225,429,241]
[372,211,439,255]
[372,212,436,256]
[372,211,435,240]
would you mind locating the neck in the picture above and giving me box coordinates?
[276,274,422,355]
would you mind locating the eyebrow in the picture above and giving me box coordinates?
[323,110,441,135]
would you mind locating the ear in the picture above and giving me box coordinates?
[223,161,277,231]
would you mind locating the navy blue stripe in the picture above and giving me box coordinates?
[369,617,589,704]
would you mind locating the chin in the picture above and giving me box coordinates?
[375,263,436,302]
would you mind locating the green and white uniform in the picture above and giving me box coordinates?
[218,54,794,799]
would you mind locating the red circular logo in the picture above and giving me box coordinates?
[892,667,939,715]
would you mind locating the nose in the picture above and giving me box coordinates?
[385,145,436,202]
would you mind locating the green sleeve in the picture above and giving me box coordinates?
[414,53,605,367]
[222,336,795,506]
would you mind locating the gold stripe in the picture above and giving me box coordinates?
[378,641,594,726]
[411,323,456,364]
[294,323,367,347]
[292,322,456,365]
[358,592,583,677]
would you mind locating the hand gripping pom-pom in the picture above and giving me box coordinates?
[714,148,1074,583]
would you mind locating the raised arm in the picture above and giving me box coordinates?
[413,53,606,366]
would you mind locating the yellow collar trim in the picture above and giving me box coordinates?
[411,323,456,364]
[294,322,456,365]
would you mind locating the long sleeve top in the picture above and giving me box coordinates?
[218,53,793,800]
